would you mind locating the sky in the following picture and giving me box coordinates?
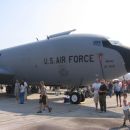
[0,0,130,49]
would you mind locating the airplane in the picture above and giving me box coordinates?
[0,29,130,104]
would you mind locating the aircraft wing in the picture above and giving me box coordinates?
[0,68,14,84]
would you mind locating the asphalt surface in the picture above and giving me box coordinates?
[0,90,130,130]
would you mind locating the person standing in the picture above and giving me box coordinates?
[114,80,122,107]
[122,93,130,127]
[14,80,20,103]
[122,81,128,93]
[92,79,101,111]
[99,80,108,112]
[37,81,52,113]
[24,81,28,102]
[19,82,25,104]
[0,85,3,93]
[40,81,47,95]
[108,81,113,98]
[37,93,52,113]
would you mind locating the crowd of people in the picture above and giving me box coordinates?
[92,78,130,126]
[14,80,52,113]
[13,78,130,126]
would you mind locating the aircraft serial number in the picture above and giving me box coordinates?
[43,55,94,64]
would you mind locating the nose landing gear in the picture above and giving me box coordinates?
[63,88,84,105]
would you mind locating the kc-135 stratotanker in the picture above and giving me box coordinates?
[0,29,130,103]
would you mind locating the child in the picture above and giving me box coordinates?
[37,94,52,113]
[122,93,130,127]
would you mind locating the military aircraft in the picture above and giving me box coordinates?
[0,29,130,104]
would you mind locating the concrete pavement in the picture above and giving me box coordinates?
[0,91,130,130]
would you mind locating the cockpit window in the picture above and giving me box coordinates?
[102,40,112,47]
[93,41,102,46]
[109,40,122,46]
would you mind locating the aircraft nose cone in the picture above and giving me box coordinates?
[113,46,130,72]
[121,48,130,72]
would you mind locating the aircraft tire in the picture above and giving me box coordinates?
[70,92,81,104]
[80,93,85,102]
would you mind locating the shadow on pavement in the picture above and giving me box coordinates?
[0,93,123,119]
[109,125,130,130]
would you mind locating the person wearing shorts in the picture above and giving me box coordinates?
[37,94,52,113]
[14,80,20,103]
[122,93,130,127]
[92,79,101,111]
[114,80,122,107]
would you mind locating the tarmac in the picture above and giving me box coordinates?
[0,89,130,130]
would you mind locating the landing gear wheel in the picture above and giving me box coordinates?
[70,92,81,104]
[80,93,85,102]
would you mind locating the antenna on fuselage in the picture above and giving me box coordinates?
[36,37,39,41]
[47,29,76,40]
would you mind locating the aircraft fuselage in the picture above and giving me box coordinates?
[0,34,129,86]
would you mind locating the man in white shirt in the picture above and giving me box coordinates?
[19,82,25,104]
[92,79,101,111]
[40,81,47,95]
[24,81,28,102]
[114,80,122,107]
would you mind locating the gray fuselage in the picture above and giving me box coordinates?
[0,34,129,86]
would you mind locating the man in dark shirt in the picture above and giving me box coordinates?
[99,80,108,112]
